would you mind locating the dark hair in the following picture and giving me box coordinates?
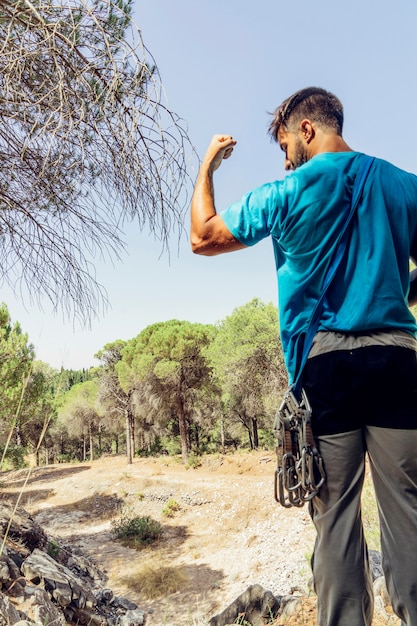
[268,87,344,141]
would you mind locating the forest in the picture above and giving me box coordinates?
[0,298,289,470]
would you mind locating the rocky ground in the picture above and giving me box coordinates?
[1,451,401,626]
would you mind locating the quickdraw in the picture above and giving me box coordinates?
[274,388,325,508]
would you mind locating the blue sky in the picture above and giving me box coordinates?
[2,0,417,370]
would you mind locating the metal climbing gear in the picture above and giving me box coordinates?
[274,387,325,508]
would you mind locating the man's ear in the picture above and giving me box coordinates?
[299,119,315,144]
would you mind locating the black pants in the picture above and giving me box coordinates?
[303,345,417,435]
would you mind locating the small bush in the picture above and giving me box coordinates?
[111,512,163,548]
[160,436,182,456]
[47,539,61,560]
[0,445,27,470]
[258,427,276,450]
[162,498,180,518]
[185,451,202,470]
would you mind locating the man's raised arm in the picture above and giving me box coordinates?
[190,134,247,256]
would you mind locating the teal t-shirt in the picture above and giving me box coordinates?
[220,152,417,382]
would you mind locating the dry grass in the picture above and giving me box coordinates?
[269,596,400,626]
[123,561,188,599]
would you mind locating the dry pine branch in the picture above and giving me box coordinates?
[0,0,196,322]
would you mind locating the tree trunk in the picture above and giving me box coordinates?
[125,391,134,464]
[220,415,225,454]
[252,417,259,450]
[240,414,254,450]
[176,398,189,463]
[194,423,200,450]
[126,412,132,464]
[89,423,94,461]
[130,413,135,460]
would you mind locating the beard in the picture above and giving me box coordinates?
[292,136,308,169]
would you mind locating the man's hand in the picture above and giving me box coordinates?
[202,134,237,172]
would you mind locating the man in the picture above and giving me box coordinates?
[190,87,417,626]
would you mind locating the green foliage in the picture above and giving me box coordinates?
[162,499,181,517]
[184,452,202,470]
[0,297,288,466]
[0,444,26,470]
[0,302,35,423]
[160,436,182,457]
[58,381,100,432]
[206,298,287,450]
[118,320,217,462]
[47,540,61,560]
[111,512,163,547]
[257,428,276,450]
[56,379,102,461]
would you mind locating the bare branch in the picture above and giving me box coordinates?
[0,0,196,323]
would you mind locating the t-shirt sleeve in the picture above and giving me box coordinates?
[220,181,282,247]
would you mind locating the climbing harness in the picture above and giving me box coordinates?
[274,387,325,507]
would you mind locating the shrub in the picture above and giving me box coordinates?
[162,498,180,517]
[0,445,26,470]
[111,512,163,548]
[258,427,276,450]
[185,451,202,470]
[47,539,61,560]
[160,436,182,456]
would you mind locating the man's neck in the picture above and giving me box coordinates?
[310,132,353,158]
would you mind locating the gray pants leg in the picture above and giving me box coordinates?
[366,427,417,626]
[310,429,374,626]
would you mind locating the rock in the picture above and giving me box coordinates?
[0,555,10,583]
[59,542,107,587]
[369,549,384,581]
[208,584,281,626]
[373,594,391,619]
[74,607,107,625]
[0,503,149,626]
[117,609,147,625]
[97,587,115,604]
[0,504,47,553]
[373,575,390,607]
[30,588,66,626]
[0,590,22,625]
[114,597,139,610]
[280,595,303,619]
[22,548,96,608]
[6,579,26,601]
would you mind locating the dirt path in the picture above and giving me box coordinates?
[3,451,316,625]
